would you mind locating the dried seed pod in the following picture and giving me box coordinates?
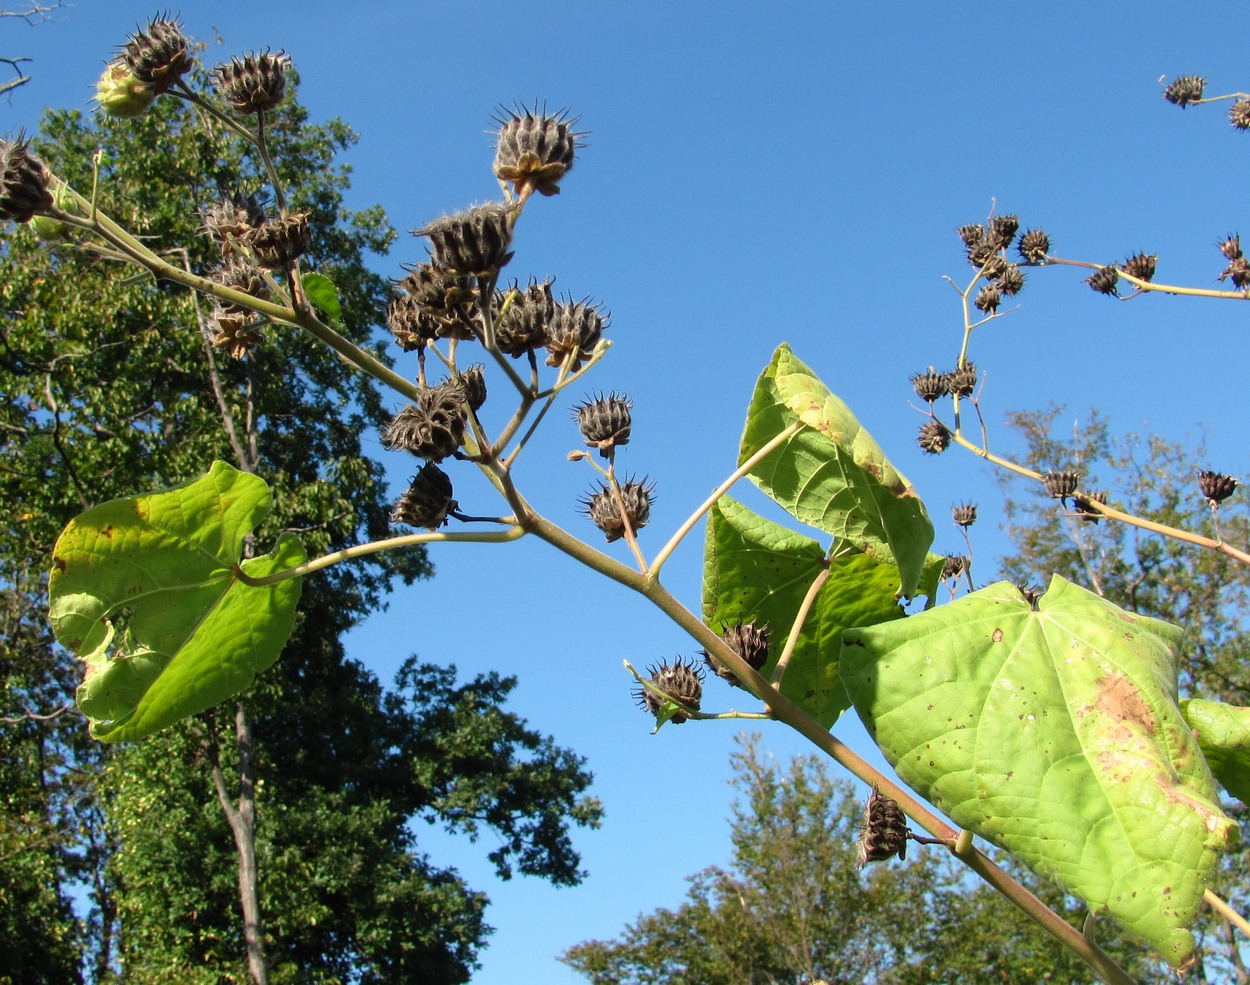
[1043,470,1080,503]
[582,477,654,542]
[574,392,632,457]
[1122,253,1157,283]
[202,192,267,253]
[957,223,986,248]
[0,135,53,223]
[909,368,948,404]
[458,365,487,412]
[399,262,478,325]
[381,382,469,463]
[1220,257,1250,289]
[943,362,977,399]
[1198,470,1238,505]
[973,284,1002,314]
[546,296,607,369]
[1017,228,1051,263]
[941,554,969,580]
[493,277,554,356]
[966,238,995,269]
[996,264,1025,296]
[856,787,908,868]
[952,503,977,527]
[246,212,311,269]
[391,463,457,529]
[634,656,703,724]
[917,420,952,455]
[1217,234,1242,261]
[980,254,1007,281]
[212,51,291,115]
[702,620,769,687]
[386,293,436,352]
[1075,491,1108,523]
[210,308,264,358]
[1230,100,1250,131]
[988,215,1019,250]
[123,15,193,95]
[493,105,583,197]
[1163,74,1205,107]
[210,258,271,313]
[417,202,515,276]
[1085,265,1119,297]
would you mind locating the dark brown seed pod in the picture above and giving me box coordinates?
[980,254,1007,281]
[966,238,995,269]
[1043,470,1080,503]
[582,477,654,542]
[952,502,977,527]
[988,215,1019,250]
[917,420,952,455]
[123,15,193,95]
[209,258,271,313]
[634,656,703,724]
[416,202,515,276]
[957,223,986,248]
[1163,75,1205,107]
[943,362,977,399]
[0,135,53,223]
[1220,257,1250,289]
[996,264,1025,296]
[546,296,607,369]
[386,294,436,352]
[701,620,769,687]
[1218,234,1243,261]
[390,463,457,530]
[458,365,487,412]
[574,392,632,457]
[381,382,469,463]
[246,212,311,269]
[212,51,291,115]
[201,192,267,253]
[1075,491,1108,523]
[1017,228,1051,263]
[1122,253,1157,283]
[909,368,948,404]
[493,277,554,356]
[1230,100,1250,131]
[856,787,908,868]
[1085,265,1119,296]
[1198,470,1238,505]
[941,554,969,580]
[210,308,264,358]
[973,284,1002,314]
[493,104,583,198]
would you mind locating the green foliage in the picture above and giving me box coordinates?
[1182,698,1250,805]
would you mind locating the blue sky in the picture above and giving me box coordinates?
[8,2,1248,982]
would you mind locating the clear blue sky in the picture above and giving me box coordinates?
[8,2,1248,982]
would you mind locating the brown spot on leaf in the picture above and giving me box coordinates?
[99,524,115,539]
[992,628,1004,643]
[1094,672,1156,731]
[53,556,66,572]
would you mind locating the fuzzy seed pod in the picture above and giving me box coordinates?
[1122,253,1157,283]
[457,365,488,412]
[1017,228,1051,263]
[391,463,457,529]
[1085,265,1119,296]
[1163,75,1205,107]
[980,254,1007,281]
[1220,257,1250,289]
[957,223,986,248]
[212,51,291,115]
[702,620,769,688]
[1075,491,1108,523]
[202,192,267,253]
[582,477,654,542]
[1043,470,1080,503]
[988,215,1019,250]
[386,294,436,352]
[1230,100,1250,131]
[0,135,52,223]
[95,60,157,118]
[574,392,632,457]
[210,308,264,358]
[634,657,703,724]
[1198,470,1238,505]
[493,277,554,356]
[996,264,1025,296]
[909,369,948,404]
[399,262,478,329]
[210,258,271,313]
[943,362,977,399]
[546,297,607,369]
[493,105,582,198]
[123,15,192,95]
[966,239,995,269]
[941,554,969,580]
[973,284,1002,314]
[381,382,470,463]
[952,502,977,527]
[417,203,515,276]
[1217,234,1242,261]
[856,788,908,868]
[917,421,952,455]
[246,213,311,269]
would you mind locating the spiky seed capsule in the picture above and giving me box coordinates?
[1085,265,1119,296]
[856,788,908,868]
[493,278,554,356]
[1230,100,1250,131]
[0,135,52,223]
[952,502,977,527]
[957,223,986,248]
[212,51,291,115]
[386,294,434,352]
[943,363,977,398]
[909,369,948,404]
[942,554,969,580]
[702,621,769,687]
[210,258,271,313]
[202,193,267,253]
[1198,470,1238,505]
[391,463,457,530]
[1017,583,1045,609]
[1218,234,1242,261]
[988,215,1019,250]
[381,382,469,463]
[966,239,995,269]
[1043,470,1080,503]
[1164,75,1205,107]
[1017,228,1051,263]
[997,264,1025,296]
[980,255,1007,281]
[1220,257,1250,289]
[574,393,632,457]
[458,365,487,412]
[546,297,607,369]
[917,421,952,455]
[210,309,264,358]
[417,203,515,277]
[1075,491,1108,523]
[95,60,157,118]
[1122,253,1157,283]
[582,477,654,542]
[123,15,192,95]
[634,657,703,724]
[246,213,311,269]
[493,106,582,198]
[973,284,1002,314]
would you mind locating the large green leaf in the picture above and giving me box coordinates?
[49,462,305,741]
[702,496,902,726]
[841,576,1237,967]
[739,344,934,597]
[1181,698,1250,805]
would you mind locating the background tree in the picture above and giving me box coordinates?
[0,70,601,983]
[561,735,1167,985]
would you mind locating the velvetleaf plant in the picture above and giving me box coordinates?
[1,15,1242,982]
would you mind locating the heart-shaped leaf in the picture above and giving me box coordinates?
[1181,698,1250,805]
[702,496,903,726]
[739,344,933,597]
[49,461,305,741]
[840,576,1236,966]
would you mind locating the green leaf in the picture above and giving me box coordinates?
[302,271,344,328]
[1181,698,1250,805]
[739,344,934,597]
[841,576,1237,967]
[702,496,903,727]
[49,462,305,741]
